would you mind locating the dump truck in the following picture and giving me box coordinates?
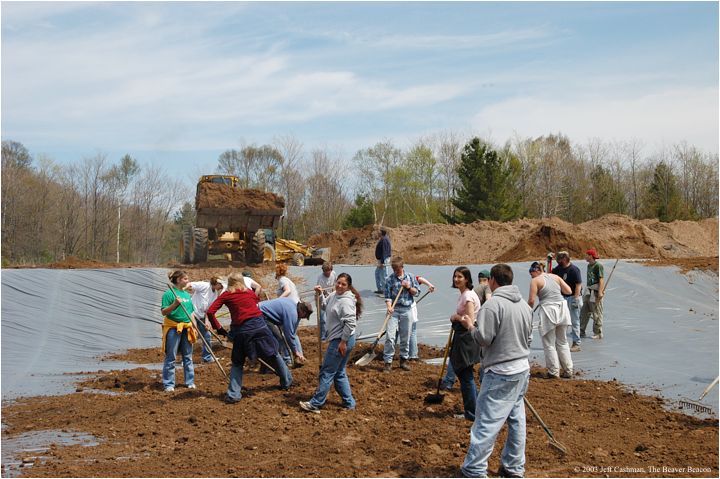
[180,175,285,265]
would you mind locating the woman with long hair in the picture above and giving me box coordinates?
[300,273,363,413]
[528,261,573,379]
[449,266,483,421]
[160,270,197,392]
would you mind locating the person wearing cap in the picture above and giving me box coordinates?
[580,248,605,339]
[315,261,337,340]
[552,251,583,352]
[474,270,493,306]
[259,297,313,367]
[528,261,573,379]
[374,228,392,294]
[185,276,225,363]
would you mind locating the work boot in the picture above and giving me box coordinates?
[542,372,559,380]
[400,359,411,371]
[383,362,392,373]
[560,370,573,379]
[570,342,581,352]
[497,465,523,478]
[580,331,586,338]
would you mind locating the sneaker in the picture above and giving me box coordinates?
[187,384,196,389]
[164,386,175,392]
[408,357,420,362]
[224,396,241,404]
[497,465,523,478]
[373,290,383,294]
[452,413,466,420]
[542,372,559,380]
[570,343,581,352]
[299,401,321,414]
[591,333,603,339]
[560,370,573,379]
[440,384,454,391]
[580,331,586,338]
[399,359,411,371]
[383,362,392,373]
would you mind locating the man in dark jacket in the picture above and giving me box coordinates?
[552,251,583,351]
[456,264,533,478]
[374,228,392,294]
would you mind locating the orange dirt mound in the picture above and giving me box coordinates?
[308,215,718,266]
[196,183,285,210]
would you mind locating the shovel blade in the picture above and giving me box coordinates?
[354,350,376,366]
[424,393,444,404]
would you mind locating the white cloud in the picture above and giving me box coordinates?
[472,87,719,153]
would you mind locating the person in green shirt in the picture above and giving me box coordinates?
[160,270,197,392]
[579,248,605,339]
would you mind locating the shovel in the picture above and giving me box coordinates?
[524,397,567,455]
[167,283,229,383]
[355,287,404,366]
[424,327,455,404]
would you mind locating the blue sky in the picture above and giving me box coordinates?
[2,1,718,181]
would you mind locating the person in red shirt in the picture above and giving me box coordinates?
[207,272,293,403]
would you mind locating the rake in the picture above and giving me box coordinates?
[525,397,568,455]
[679,376,718,414]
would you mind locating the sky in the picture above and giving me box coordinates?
[1,1,718,182]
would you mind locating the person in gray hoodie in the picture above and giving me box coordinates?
[300,272,363,413]
[454,264,533,478]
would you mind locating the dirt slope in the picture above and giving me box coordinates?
[2,328,716,478]
[308,215,718,266]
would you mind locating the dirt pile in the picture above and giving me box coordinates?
[309,215,719,266]
[196,183,285,210]
[2,328,717,478]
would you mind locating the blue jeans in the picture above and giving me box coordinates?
[409,321,418,359]
[374,258,391,291]
[195,317,213,362]
[309,336,356,409]
[227,352,292,401]
[457,365,478,420]
[163,328,195,389]
[319,309,327,341]
[565,296,582,344]
[461,369,530,478]
[442,361,457,388]
[383,307,411,363]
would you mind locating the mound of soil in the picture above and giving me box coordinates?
[2,328,717,478]
[309,215,719,266]
[196,183,285,210]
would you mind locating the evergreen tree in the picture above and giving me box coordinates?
[445,138,521,223]
[644,162,685,222]
[342,195,375,229]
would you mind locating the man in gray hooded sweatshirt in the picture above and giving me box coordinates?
[454,264,533,478]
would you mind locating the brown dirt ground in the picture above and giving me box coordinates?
[1,327,717,478]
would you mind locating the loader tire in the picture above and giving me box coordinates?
[263,243,276,263]
[193,228,208,264]
[291,252,305,266]
[181,225,193,264]
[247,230,266,265]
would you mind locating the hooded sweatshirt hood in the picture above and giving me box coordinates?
[490,285,524,303]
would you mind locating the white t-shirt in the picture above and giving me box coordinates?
[277,276,300,304]
[456,289,481,320]
[189,281,220,318]
[316,271,337,290]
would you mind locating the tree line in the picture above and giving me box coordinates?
[2,133,717,265]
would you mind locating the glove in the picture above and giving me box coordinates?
[217,327,228,337]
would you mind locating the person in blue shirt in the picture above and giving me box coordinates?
[383,256,420,372]
[374,228,392,294]
[259,297,313,367]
